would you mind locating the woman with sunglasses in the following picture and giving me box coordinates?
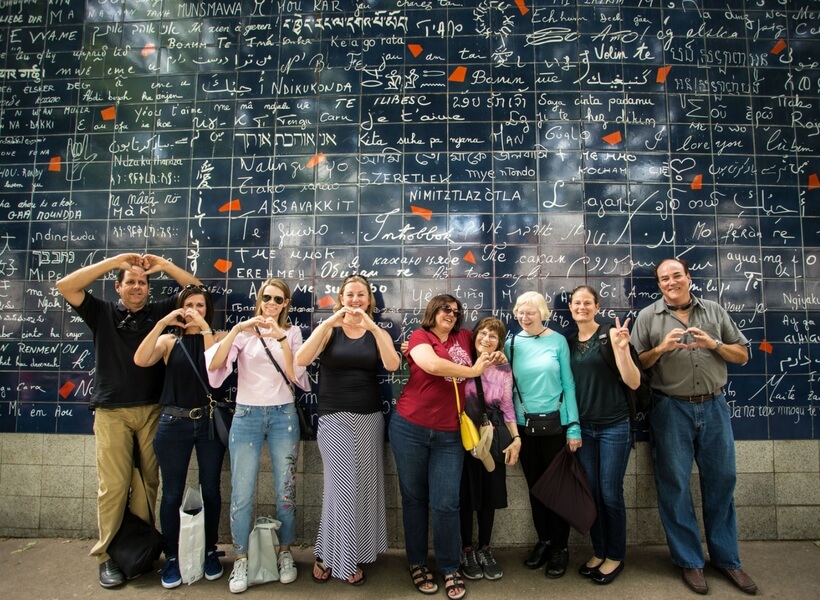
[390,294,498,600]
[507,291,580,580]
[567,286,640,585]
[295,275,401,586]
[206,278,310,594]
[134,285,228,589]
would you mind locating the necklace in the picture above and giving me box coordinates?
[576,336,598,355]
[520,327,547,338]
[666,300,693,311]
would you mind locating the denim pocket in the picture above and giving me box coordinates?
[281,402,297,416]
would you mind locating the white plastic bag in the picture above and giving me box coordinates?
[248,516,280,585]
[178,487,205,584]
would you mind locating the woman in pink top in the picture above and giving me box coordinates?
[206,278,310,594]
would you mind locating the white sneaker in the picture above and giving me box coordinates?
[278,550,297,584]
[229,557,248,594]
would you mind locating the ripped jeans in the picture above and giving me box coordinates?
[229,403,301,554]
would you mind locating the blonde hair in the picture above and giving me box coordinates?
[513,291,550,321]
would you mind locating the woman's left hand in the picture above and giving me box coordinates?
[567,437,582,453]
[611,316,632,350]
[503,438,521,465]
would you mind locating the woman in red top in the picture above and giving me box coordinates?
[390,294,500,600]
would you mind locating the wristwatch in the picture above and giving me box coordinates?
[713,339,724,351]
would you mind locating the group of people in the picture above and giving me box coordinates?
[58,254,756,598]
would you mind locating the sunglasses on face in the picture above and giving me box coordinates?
[439,305,462,317]
[261,294,285,305]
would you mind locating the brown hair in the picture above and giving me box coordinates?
[420,294,464,331]
[472,317,506,352]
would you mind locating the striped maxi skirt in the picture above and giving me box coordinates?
[313,411,388,580]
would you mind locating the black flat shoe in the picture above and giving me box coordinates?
[592,562,624,585]
[579,560,603,577]
[524,541,550,569]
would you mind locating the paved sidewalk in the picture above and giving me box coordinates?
[1,538,817,599]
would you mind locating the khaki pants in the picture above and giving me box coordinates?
[90,405,161,563]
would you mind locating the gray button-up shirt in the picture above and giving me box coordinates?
[631,296,748,397]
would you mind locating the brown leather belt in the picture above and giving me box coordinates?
[669,390,720,404]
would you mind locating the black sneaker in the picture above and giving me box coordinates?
[477,546,503,580]
[545,548,569,579]
[524,540,550,569]
[460,547,483,580]
[99,558,125,589]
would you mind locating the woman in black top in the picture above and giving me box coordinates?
[134,286,227,589]
[568,286,641,585]
[295,275,401,585]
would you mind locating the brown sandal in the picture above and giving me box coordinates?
[410,564,438,595]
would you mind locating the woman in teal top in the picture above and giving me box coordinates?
[505,291,580,580]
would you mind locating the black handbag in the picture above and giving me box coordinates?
[523,410,564,436]
[257,330,316,441]
[475,377,513,463]
[106,436,164,579]
[530,446,596,535]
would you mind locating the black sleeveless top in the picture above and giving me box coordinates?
[159,334,216,409]
[317,327,382,415]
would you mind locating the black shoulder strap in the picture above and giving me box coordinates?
[596,324,620,377]
[257,328,296,397]
[175,336,214,401]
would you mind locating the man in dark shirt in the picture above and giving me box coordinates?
[57,253,200,589]
[631,258,756,596]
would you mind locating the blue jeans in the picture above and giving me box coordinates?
[389,412,463,574]
[153,412,226,557]
[576,418,631,562]
[229,403,300,554]
[649,392,740,569]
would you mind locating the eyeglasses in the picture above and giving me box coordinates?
[261,294,285,305]
[117,312,137,331]
[476,331,499,341]
[439,305,462,317]
[184,284,206,291]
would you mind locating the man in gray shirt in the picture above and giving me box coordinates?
[631,258,756,596]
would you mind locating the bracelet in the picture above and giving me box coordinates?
[277,335,287,342]
[512,435,521,439]
[200,330,213,335]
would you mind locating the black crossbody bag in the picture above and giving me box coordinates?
[256,329,316,440]
[509,333,565,436]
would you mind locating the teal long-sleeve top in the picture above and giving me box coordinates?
[505,330,581,439]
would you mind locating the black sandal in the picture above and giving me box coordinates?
[312,559,332,583]
[444,571,466,600]
[410,564,438,595]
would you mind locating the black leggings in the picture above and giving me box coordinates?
[460,506,496,549]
